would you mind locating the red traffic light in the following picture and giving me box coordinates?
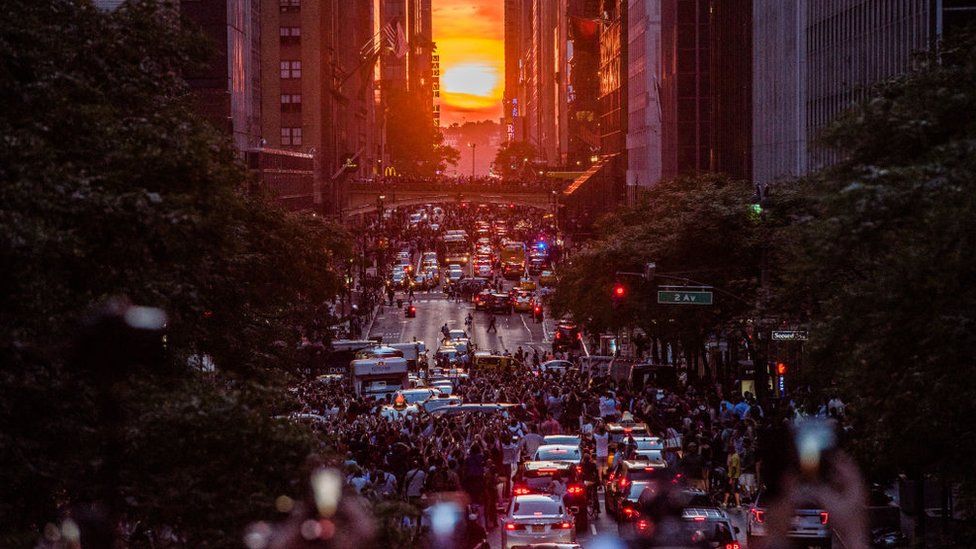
[612,283,626,298]
[776,362,787,375]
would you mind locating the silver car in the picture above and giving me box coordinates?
[501,494,576,549]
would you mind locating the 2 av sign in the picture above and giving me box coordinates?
[657,289,714,305]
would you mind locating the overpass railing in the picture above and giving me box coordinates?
[348,178,567,194]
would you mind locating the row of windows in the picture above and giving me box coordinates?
[281,127,303,146]
[281,94,302,112]
[280,26,301,44]
[280,61,302,79]
[280,0,300,13]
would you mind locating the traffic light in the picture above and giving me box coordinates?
[776,362,787,375]
[611,283,626,308]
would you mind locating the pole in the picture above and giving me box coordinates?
[469,143,476,177]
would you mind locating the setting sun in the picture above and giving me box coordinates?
[433,1,503,124]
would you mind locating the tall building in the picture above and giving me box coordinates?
[753,0,976,186]
[260,0,378,214]
[566,0,601,169]
[181,0,263,153]
[709,0,752,180]
[625,0,662,200]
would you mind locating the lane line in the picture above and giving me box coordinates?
[519,314,532,337]
[590,524,597,536]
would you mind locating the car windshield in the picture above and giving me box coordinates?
[512,499,562,517]
[401,391,430,404]
[535,447,580,461]
[628,481,653,500]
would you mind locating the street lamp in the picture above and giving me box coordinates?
[468,142,477,177]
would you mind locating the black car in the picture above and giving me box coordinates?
[473,289,493,310]
[551,322,582,352]
[487,293,513,314]
[512,461,590,532]
[605,460,670,517]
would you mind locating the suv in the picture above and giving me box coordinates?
[488,293,513,314]
[551,322,582,352]
[747,492,831,549]
[512,461,590,532]
[605,460,670,517]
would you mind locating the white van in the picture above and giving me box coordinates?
[349,357,408,399]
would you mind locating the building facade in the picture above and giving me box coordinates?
[260,0,378,215]
[181,0,263,153]
[625,0,662,200]
[754,0,976,186]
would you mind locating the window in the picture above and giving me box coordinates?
[280,60,301,79]
[279,26,301,44]
[279,0,300,12]
[280,94,302,112]
[280,127,302,146]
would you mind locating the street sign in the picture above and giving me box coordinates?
[657,288,714,305]
[771,330,808,341]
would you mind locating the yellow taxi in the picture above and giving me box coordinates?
[538,270,558,287]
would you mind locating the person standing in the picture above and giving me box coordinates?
[487,312,497,333]
[722,448,742,508]
[403,460,427,506]
[594,425,610,480]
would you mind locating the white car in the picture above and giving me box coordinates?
[532,444,582,464]
[422,395,461,413]
[538,360,574,373]
[501,494,576,549]
[394,388,441,405]
[476,263,492,277]
[379,404,419,420]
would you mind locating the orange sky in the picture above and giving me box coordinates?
[433,0,504,125]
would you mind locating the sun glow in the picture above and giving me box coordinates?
[434,1,503,124]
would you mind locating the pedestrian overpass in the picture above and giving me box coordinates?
[341,182,568,220]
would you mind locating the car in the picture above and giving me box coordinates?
[429,403,517,418]
[394,388,441,405]
[446,268,463,284]
[513,291,534,312]
[519,277,537,290]
[542,435,582,448]
[511,461,589,532]
[539,270,558,287]
[605,460,670,517]
[614,480,654,534]
[476,263,492,277]
[532,444,582,465]
[607,420,652,451]
[488,293,514,314]
[447,328,468,341]
[421,395,461,413]
[527,260,545,276]
[747,493,830,548]
[631,437,665,460]
[538,360,574,374]
[551,322,582,352]
[474,289,493,310]
[500,494,576,549]
[379,403,419,420]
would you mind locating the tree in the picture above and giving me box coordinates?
[492,140,538,179]
[0,1,346,544]
[772,29,976,513]
[385,89,459,176]
[550,174,761,377]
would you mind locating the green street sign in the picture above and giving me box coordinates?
[657,289,714,305]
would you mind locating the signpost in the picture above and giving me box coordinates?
[657,286,714,305]
[771,330,808,341]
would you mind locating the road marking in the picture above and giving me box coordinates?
[519,314,533,337]
[590,524,597,536]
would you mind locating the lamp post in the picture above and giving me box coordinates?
[468,142,477,177]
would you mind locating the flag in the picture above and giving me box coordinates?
[570,16,599,41]
[381,17,408,59]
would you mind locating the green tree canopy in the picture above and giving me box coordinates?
[551,174,761,368]
[0,1,346,544]
[772,30,976,486]
[492,140,538,179]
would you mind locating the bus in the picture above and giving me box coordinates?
[500,241,526,267]
[441,232,471,265]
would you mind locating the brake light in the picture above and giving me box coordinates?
[751,509,765,524]
[644,467,656,471]
[552,521,572,529]
[505,523,521,531]
[636,519,650,533]
[513,486,531,496]
[567,485,584,495]
[619,478,630,490]
[725,543,740,549]
[623,507,637,519]
[820,511,829,525]
[555,332,561,339]
[693,516,706,522]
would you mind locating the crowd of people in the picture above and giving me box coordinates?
[350,176,564,193]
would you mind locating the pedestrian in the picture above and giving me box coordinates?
[722,448,742,508]
[487,312,497,333]
[594,425,610,480]
[403,459,427,506]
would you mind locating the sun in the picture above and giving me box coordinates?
[442,63,498,98]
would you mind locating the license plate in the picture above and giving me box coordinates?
[531,524,546,533]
